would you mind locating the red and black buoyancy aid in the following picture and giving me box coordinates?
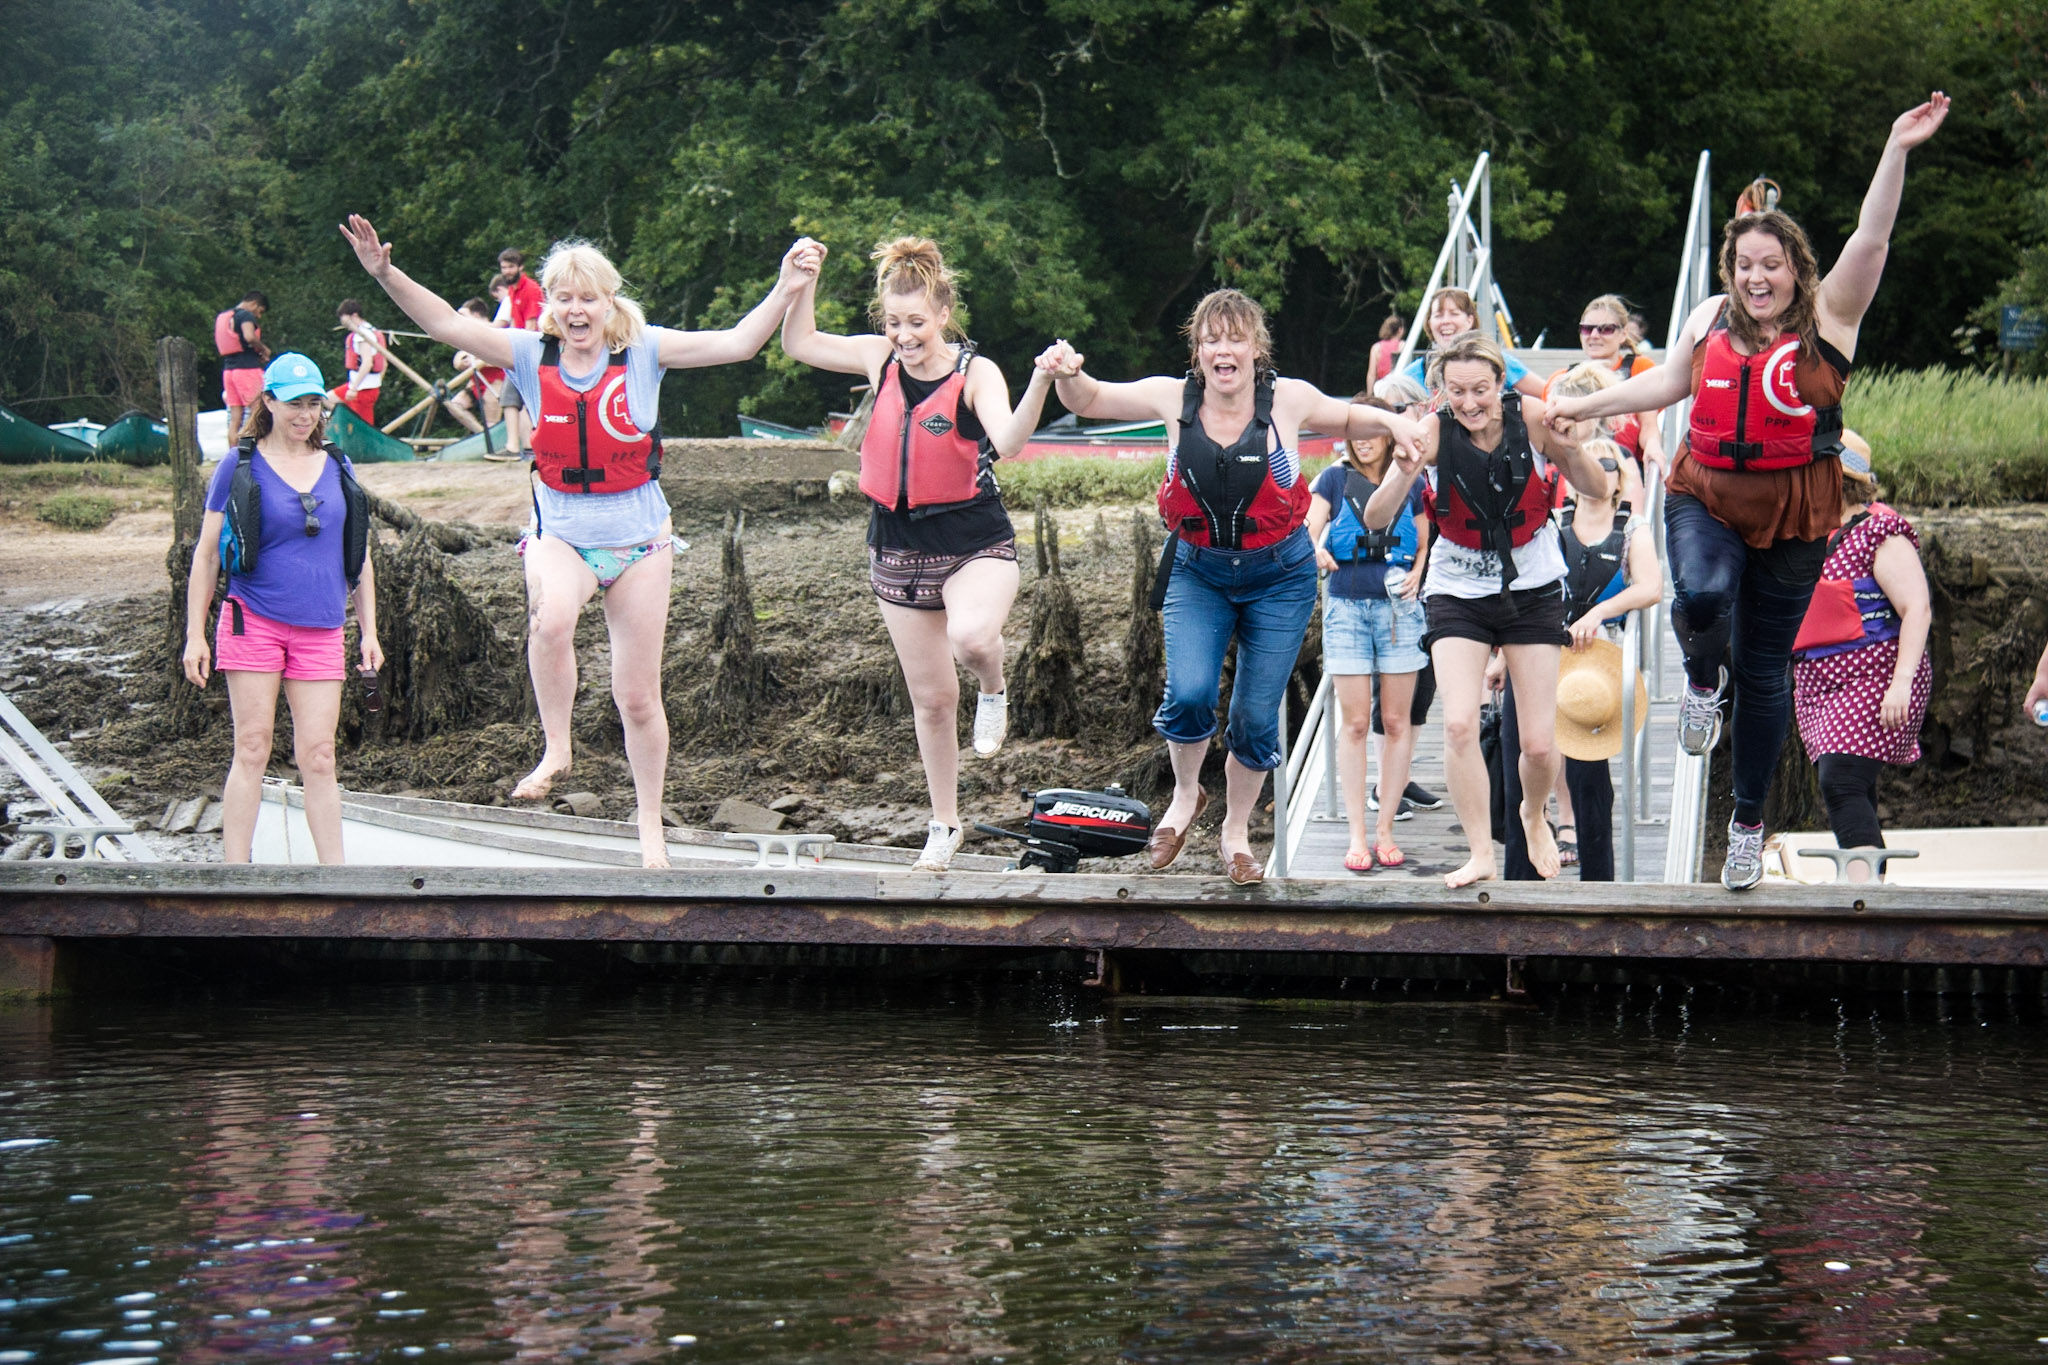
[1431,390,1555,596]
[1157,372,1310,552]
[530,339,662,495]
[1686,311,1845,472]
[858,343,984,511]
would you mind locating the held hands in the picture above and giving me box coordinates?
[1035,339,1085,378]
[1546,393,1587,425]
[1386,413,1427,471]
[339,214,394,278]
[779,237,826,291]
[1890,92,1949,152]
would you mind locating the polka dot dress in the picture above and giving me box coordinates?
[1793,506,1931,764]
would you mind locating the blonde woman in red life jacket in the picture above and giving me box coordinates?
[1548,93,1948,892]
[780,237,1058,873]
[342,213,823,868]
[1041,292,1427,886]
[1365,331,1613,888]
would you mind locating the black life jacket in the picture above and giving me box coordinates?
[1431,390,1552,596]
[220,438,369,588]
[1558,500,1631,621]
[1158,372,1309,552]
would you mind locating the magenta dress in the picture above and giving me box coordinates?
[1792,505,1930,763]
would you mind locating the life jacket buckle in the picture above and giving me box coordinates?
[1720,439,1762,470]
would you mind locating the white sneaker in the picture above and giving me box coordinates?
[973,691,1008,757]
[911,820,964,872]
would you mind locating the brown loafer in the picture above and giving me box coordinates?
[1224,850,1265,886]
[1145,789,1209,871]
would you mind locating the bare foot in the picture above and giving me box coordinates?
[1521,800,1560,878]
[510,754,572,802]
[1444,855,1498,889]
[638,815,671,869]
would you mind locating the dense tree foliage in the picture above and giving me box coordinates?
[4,0,2041,430]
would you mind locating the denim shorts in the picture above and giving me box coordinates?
[1156,529,1319,771]
[1322,592,1429,675]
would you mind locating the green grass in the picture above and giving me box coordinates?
[37,491,120,531]
[0,460,168,495]
[1847,369,2048,506]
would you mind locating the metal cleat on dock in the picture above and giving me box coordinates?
[720,831,835,868]
[1795,846,1920,884]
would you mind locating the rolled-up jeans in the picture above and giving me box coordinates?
[1155,529,1319,771]
[1664,493,1828,826]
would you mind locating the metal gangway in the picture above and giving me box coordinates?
[1272,151,1718,882]
[0,690,155,861]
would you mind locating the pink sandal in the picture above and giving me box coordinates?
[1374,843,1406,869]
[1343,850,1373,873]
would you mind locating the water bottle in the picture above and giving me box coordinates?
[2032,698,2048,728]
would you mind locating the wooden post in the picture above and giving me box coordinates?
[158,336,209,732]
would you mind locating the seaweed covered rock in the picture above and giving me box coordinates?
[372,522,521,742]
[1012,505,1083,739]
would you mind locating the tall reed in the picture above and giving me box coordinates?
[1846,369,2048,505]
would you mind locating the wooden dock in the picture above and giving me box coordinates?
[4,861,2046,998]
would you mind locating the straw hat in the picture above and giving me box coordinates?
[1555,638,1649,762]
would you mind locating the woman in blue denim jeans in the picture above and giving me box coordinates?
[1550,93,1948,890]
[1306,397,1433,873]
[1043,293,1424,884]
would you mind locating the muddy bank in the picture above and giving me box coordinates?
[2,444,2043,864]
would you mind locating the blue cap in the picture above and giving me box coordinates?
[263,352,326,401]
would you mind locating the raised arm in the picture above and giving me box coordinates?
[656,239,822,370]
[779,261,892,380]
[340,215,516,370]
[1041,341,1182,423]
[955,356,1054,461]
[1818,94,1950,350]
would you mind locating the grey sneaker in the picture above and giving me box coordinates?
[1722,819,1765,891]
[1678,666,1728,756]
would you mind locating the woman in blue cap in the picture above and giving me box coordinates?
[184,352,383,863]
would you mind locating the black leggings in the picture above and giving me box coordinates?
[1498,677,1616,882]
[1815,752,1886,849]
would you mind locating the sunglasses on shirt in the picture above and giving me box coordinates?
[299,491,321,537]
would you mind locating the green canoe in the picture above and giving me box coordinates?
[97,410,170,467]
[0,402,96,464]
[738,414,826,441]
[434,421,512,461]
[325,406,417,463]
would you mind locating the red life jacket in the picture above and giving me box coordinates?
[1157,373,1309,552]
[1686,313,1844,472]
[1791,508,1904,660]
[530,339,662,495]
[343,328,388,375]
[1431,390,1554,596]
[214,309,245,357]
[858,345,983,511]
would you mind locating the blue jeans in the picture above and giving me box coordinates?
[1156,530,1319,771]
[1664,493,1829,826]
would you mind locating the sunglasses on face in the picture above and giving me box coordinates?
[299,491,321,537]
[1598,458,1620,473]
[1579,323,1623,337]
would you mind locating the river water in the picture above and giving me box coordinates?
[0,982,2044,1363]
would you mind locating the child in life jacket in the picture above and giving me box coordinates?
[1306,395,1433,873]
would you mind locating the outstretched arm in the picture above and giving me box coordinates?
[1041,340,1182,423]
[1550,295,1719,423]
[1289,381,1427,469]
[1819,93,1950,347]
[656,239,823,369]
[780,254,892,380]
[340,215,515,370]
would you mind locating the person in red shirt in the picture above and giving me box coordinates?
[327,300,388,425]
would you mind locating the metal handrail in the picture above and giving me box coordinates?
[1392,152,1496,378]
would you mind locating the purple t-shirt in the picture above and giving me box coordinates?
[205,448,355,628]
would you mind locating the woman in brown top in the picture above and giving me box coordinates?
[1549,93,1948,890]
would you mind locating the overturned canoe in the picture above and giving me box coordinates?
[97,409,169,467]
[0,402,96,465]
[325,405,416,463]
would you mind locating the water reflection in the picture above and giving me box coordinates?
[0,987,2043,1363]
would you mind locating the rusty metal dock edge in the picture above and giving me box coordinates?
[2,863,2046,968]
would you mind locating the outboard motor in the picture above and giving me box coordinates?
[975,785,1153,873]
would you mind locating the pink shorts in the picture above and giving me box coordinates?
[222,367,265,407]
[214,598,346,680]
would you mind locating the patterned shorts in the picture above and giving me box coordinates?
[869,539,1018,611]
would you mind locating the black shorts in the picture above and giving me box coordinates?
[1423,584,1570,652]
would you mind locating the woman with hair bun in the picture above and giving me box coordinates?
[780,237,1057,872]
[1364,331,1613,888]
[342,214,822,868]
[1043,290,1426,886]
[1550,93,1948,891]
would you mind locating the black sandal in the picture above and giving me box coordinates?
[1556,823,1579,868]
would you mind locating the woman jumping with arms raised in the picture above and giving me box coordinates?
[341,215,821,867]
[1550,94,1947,890]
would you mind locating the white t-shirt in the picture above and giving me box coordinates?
[346,323,385,391]
[1421,463,1568,600]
